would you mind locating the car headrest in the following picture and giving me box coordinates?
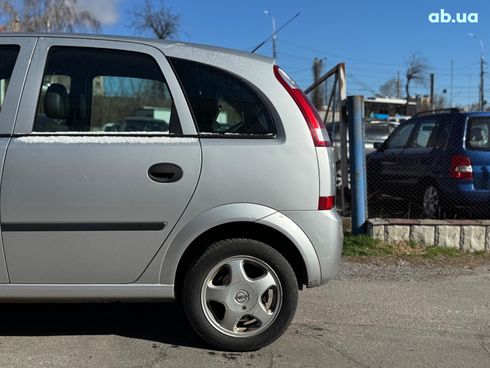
[44,83,69,119]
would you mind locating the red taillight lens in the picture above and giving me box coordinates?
[274,65,330,147]
[450,155,473,180]
[318,196,335,210]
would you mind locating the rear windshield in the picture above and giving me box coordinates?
[467,117,490,151]
[0,45,20,110]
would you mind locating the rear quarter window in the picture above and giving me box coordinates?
[467,117,490,151]
[170,58,275,136]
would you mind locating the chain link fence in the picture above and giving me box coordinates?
[304,63,349,214]
[366,110,490,219]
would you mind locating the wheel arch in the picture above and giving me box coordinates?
[173,221,309,300]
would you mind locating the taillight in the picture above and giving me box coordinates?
[274,65,330,148]
[450,155,473,180]
[318,196,335,210]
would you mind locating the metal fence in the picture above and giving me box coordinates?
[306,68,490,221]
[366,110,490,220]
[304,63,349,213]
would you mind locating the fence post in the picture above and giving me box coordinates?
[347,96,367,234]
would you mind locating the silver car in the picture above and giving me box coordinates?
[0,33,342,351]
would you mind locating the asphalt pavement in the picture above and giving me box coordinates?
[0,261,489,368]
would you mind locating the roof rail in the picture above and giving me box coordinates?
[413,108,460,117]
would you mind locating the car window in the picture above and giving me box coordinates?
[170,58,274,136]
[33,47,177,134]
[365,125,396,142]
[467,117,490,151]
[0,45,20,111]
[410,119,437,148]
[385,121,416,149]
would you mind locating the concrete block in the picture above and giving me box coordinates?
[371,225,385,241]
[368,218,389,226]
[419,219,448,226]
[486,227,490,252]
[385,225,410,243]
[388,219,418,225]
[461,226,486,252]
[410,226,435,246]
[436,226,461,249]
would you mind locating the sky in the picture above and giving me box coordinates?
[76,0,490,108]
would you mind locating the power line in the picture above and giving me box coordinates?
[250,12,301,54]
[279,40,403,67]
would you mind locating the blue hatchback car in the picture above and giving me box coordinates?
[367,109,490,218]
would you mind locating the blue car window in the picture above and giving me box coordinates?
[411,120,437,148]
[467,118,490,150]
[385,122,416,149]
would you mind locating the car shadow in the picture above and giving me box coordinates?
[0,302,208,349]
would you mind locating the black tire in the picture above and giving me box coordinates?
[420,184,455,219]
[182,238,298,351]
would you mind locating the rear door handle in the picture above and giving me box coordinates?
[148,163,183,183]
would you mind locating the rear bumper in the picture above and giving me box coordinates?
[281,210,343,287]
[440,180,490,212]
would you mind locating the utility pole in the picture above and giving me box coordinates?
[264,10,277,63]
[469,33,485,110]
[480,55,485,110]
[396,70,401,98]
[430,73,435,111]
[450,59,454,107]
[312,58,325,110]
[468,74,472,110]
[251,12,300,56]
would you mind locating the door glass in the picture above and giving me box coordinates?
[0,45,20,110]
[385,122,415,149]
[33,47,177,133]
[467,118,490,151]
[411,120,437,148]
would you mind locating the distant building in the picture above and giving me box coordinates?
[365,97,417,119]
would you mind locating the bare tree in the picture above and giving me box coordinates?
[130,0,180,40]
[0,0,100,32]
[377,77,398,98]
[405,52,430,111]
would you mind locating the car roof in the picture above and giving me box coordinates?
[462,112,490,118]
[0,32,272,64]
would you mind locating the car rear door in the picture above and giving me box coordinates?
[367,120,417,196]
[0,37,37,284]
[395,117,439,192]
[1,38,201,284]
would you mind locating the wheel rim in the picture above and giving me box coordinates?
[200,255,283,338]
[423,186,439,217]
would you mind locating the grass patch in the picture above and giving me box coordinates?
[343,234,394,256]
[343,235,471,258]
[342,233,490,261]
[343,235,490,267]
[422,246,462,259]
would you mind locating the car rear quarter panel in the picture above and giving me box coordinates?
[138,46,334,286]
